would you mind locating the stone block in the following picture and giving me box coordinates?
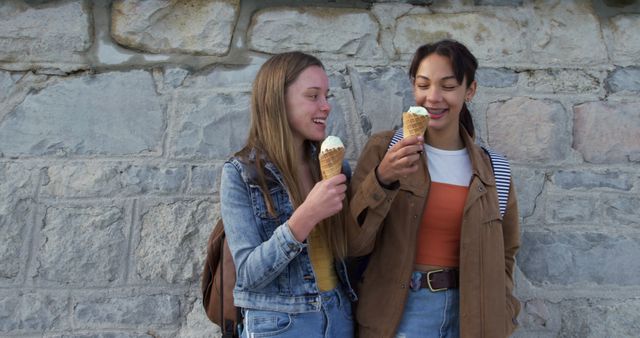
[324,73,355,158]
[111,0,239,55]
[607,14,640,65]
[326,86,363,160]
[606,66,640,93]
[35,205,127,286]
[0,70,15,103]
[42,163,188,198]
[162,67,190,89]
[171,91,250,160]
[177,299,220,338]
[248,7,382,58]
[552,169,633,191]
[517,298,640,337]
[487,97,569,163]
[602,195,640,226]
[476,68,518,88]
[573,101,640,163]
[42,163,120,198]
[188,165,221,195]
[545,194,596,224]
[516,298,561,336]
[136,200,216,283]
[0,162,37,281]
[519,230,640,286]
[0,292,70,331]
[120,165,188,195]
[530,2,608,65]
[183,62,265,90]
[74,294,180,327]
[0,71,165,157]
[522,69,605,94]
[557,299,640,337]
[475,0,523,4]
[511,166,546,218]
[0,0,91,72]
[349,67,413,137]
[46,333,154,338]
[393,12,527,64]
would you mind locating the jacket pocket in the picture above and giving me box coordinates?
[249,185,292,234]
[244,309,293,337]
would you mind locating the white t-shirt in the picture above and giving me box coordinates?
[425,145,472,187]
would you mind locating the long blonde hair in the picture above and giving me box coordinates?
[238,51,348,259]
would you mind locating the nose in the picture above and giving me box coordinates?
[320,96,331,113]
[426,86,443,103]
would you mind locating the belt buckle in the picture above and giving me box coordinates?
[426,269,447,292]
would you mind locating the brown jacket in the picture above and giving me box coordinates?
[348,128,521,338]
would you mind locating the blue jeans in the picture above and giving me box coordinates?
[395,272,460,338]
[241,288,353,338]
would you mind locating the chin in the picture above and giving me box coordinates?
[307,134,325,142]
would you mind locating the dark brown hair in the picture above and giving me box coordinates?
[408,39,478,137]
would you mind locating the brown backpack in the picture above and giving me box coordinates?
[202,219,241,338]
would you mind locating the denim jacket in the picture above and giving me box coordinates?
[220,148,357,313]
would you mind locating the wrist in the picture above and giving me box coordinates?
[288,207,316,242]
[375,165,400,190]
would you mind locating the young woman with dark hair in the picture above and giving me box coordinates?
[349,39,521,338]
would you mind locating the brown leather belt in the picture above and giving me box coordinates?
[411,269,459,292]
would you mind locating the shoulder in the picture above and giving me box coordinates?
[356,129,397,162]
[224,153,260,184]
[224,155,249,175]
[479,145,511,168]
[366,129,397,149]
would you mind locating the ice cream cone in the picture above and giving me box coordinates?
[320,147,345,179]
[402,106,430,139]
[320,136,345,179]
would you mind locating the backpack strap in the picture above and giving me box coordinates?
[481,146,511,217]
[388,128,404,150]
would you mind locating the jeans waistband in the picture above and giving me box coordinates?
[319,287,345,305]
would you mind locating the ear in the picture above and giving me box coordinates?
[466,80,477,102]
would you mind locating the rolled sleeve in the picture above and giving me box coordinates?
[275,221,307,259]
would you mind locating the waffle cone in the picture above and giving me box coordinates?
[402,112,429,138]
[319,147,345,179]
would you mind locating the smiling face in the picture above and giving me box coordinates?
[285,65,331,145]
[413,53,476,136]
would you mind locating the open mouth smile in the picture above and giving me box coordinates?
[313,117,327,125]
[426,108,447,117]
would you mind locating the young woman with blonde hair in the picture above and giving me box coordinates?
[220,51,355,338]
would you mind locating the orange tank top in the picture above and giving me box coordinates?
[415,182,469,267]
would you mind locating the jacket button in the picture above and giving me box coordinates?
[478,185,485,192]
[401,283,406,288]
[413,215,417,219]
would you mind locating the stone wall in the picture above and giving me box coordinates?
[1,0,639,337]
